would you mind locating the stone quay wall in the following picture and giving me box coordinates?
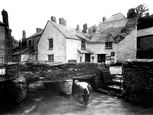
[122,59,153,106]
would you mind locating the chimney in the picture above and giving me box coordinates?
[76,24,80,31]
[22,30,26,48]
[36,28,42,33]
[82,23,88,33]
[59,18,67,26]
[102,16,106,22]
[1,9,9,28]
[51,16,56,23]
[22,30,26,39]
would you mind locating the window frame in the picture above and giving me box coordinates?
[81,39,86,50]
[105,42,112,49]
[111,52,115,56]
[49,38,53,50]
[48,54,54,62]
[29,40,31,47]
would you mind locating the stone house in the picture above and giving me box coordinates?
[87,13,138,64]
[12,28,43,62]
[0,9,13,64]
[137,15,153,59]
[0,21,6,63]
[37,17,92,63]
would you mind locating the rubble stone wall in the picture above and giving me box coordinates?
[122,59,153,106]
[21,62,105,96]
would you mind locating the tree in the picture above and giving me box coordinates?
[127,8,137,18]
[135,4,149,17]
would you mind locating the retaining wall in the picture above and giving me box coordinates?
[122,59,153,106]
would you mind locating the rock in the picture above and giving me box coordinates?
[59,79,73,96]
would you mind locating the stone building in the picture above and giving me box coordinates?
[87,13,138,64]
[0,9,13,64]
[12,28,43,62]
[37,16,92,63]
[16,13,138,64]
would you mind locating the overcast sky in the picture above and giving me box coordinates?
[0,0,153,40]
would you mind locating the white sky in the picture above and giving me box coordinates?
[0,0,153,40]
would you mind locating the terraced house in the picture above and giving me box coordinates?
[17,13,138,64]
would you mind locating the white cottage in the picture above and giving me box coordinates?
[37,17,92,63]
[88,13,138,64]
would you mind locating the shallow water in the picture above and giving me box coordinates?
[1,88,152,115]
[1,66,153,115]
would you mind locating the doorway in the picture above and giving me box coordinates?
[97,54,105,63]
[85,54,90,62]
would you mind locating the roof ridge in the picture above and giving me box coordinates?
[112,12,125,17]
[49,20,86,40]
[102,18,127,24]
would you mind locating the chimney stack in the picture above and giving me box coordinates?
[22,30,26,48]
[51,16,56,23]
[59,18,67,26]
[22,30,26,39]
[76,24,80,31]
[102,16,106,22]
[36,28,42,33]
[1,9,9,28]
[82,23,88,33]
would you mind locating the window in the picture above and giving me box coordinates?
[80,56,82,62]
[36,54,38,60]
[81,39,86,50]
[111,52,115,56]
[105,42,112,49]
[48,55,54,62]
[29,40,31,47]
[97,54,105,62]
[49,38,53,49]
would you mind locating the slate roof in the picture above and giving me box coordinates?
[12,47,32,55]
[0,21,3,24]
[27,30,43,38]
[90,16,138,43]
[50,21,87,40]
[105,13,125,22]
[0,21,5,26]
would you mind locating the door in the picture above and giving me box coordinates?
[85,54,90,62]
[97,54,105,62]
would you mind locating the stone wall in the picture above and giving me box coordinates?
[43,79,73,97]
[20,62,105,96]
[122,59,153,106]
[116,28,137,62]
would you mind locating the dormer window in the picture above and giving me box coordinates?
[81,39,86,50]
